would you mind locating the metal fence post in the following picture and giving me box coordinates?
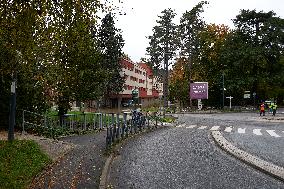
[83,113,86,130]
[116,113,120,140]
[93,113,97,130]
[147,112,150,129]
[155,112,158,128]
[22,110,25,134]
[106,125,110,149]
[106,113,110,149]
[122,113,126,139]
[111,113,115,144]
[100,113,103,130]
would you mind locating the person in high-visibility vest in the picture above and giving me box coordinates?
[260,102,265,116]
[272,104,277,116]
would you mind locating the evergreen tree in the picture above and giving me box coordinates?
[146,8,178,107]
[98,12,125,99]
[179,1,208,107]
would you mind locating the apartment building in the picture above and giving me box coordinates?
[110,58,163,108]
[71,58,164,111]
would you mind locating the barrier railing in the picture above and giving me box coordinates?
[22,110,164,142]
[105,111,164,150]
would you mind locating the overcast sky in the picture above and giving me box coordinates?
[112,0,284,63]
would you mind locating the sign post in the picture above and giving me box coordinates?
[226,96,233,109]
[190,82,208,100]
[190,82,208,110]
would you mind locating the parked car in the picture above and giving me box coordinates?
[122,100,133,107]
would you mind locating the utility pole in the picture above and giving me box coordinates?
[8,72,16,141]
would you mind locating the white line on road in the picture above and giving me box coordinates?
[176,123,186,128]
[266,130,281,137]
[210,126,220,131]
[198,126,207,130]
[224,126,233,133]
[186,125,197,129]
[237,128,246,134]
[253,129,262,136]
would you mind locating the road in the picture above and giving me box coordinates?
[108,113,284,188]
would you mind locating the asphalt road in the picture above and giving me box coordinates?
[108,113,284,188]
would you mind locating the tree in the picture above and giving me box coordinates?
[97,12,125,101]
[197,24,230,106]
[41,1,105,117]
[220,9,284,104]
[169,58,189,108]
[179,1,208,107]
[0,0,50,129]
[0,0,109,129]
[146,8,178,108]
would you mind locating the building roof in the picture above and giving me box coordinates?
[120,59,134,69]
[138,63,153,76]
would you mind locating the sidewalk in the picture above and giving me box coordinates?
[30,131,107,189]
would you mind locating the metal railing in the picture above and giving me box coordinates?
[22,110,164,143]
[105,111,163,149]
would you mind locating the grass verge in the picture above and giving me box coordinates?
[0,140,51,189]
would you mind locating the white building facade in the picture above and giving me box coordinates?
[109,59,163,108]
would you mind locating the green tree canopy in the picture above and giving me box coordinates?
[97,12,125,97]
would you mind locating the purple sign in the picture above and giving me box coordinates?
[190,82,208,99]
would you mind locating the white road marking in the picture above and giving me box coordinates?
[253,129,262,136]
[198,126,207,130]
[210,126,220,131]
[186,125,197,129]
[238,128,246,134]
[266,130,281,137]
[224,126,233,133]
[176,123,186,128]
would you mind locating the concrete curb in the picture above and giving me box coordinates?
[212,131,284,181]
[99,153,114,189]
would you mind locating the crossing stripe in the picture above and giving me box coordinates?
[224,126,233,133]
[186,125,196,129]
[266,130,281,137]
[210,126,220,131]
[238,128,246,134]
[198,126,207,130]
[176,124,282,139]
[253,129,262,136]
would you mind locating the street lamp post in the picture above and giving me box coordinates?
[222,72,225,109]
[253,92,256,110]
[8,73,16,141]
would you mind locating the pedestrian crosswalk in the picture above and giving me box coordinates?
[176,124,284,138]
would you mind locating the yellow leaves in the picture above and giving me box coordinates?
[170,57,187,83]
[205,24,230,42]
